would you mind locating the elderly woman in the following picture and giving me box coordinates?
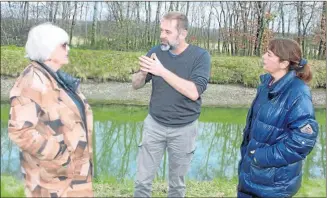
[8,23,93,197]
[237,38,318,197]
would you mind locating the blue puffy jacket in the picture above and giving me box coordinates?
[238,71,319,197]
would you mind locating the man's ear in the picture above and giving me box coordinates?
[180,29,188,39]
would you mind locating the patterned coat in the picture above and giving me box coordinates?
[8,61,94,197]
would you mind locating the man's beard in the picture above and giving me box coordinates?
[160,43,171,51]
[160,40,177,51]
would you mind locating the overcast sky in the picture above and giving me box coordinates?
[1,1,323,34]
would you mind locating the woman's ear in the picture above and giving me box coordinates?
[280,60,290,70]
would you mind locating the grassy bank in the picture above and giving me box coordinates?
[1,175,325,197]
[1,46,326,88]
[1,103,325,125]
[1,97,325,109]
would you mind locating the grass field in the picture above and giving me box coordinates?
[1,175,325,197]
[1,46,325,88]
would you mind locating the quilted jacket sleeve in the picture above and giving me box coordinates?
[253,95,318,168]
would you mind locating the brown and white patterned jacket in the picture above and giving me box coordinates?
[8,61,94,197]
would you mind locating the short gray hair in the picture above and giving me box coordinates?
[25,23,69,62]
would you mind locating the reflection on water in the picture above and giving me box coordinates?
[1,107,326,182]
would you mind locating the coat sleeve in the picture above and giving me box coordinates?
[8,68,65,161]
[253,95,319,168]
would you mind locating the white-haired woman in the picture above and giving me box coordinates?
[8,23,94,197]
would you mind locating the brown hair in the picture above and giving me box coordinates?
[268,38,312,83]
[163,12,189,32]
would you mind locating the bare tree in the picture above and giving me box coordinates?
[232,2,240,55]
[53,2,59,24]
[207,2,213,50]
[148,2,152,46]
[238,2,251,55]
[318,1,326,59]
[48,2,53,22]
[91,2,98,46]
[301,2,317,56]
[254,2,267,56]
[296,2,303,44]
[169,1,173,12]
[212,3,223,54]
[186,2,190,19]
[23,2,29,25]
[175,1,179,11]
[84,2,89,45]
[69,2,78,45]
[153,2,162,46]
[279,2,285,37]
[0,1,324,59]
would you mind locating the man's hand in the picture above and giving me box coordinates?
[139,53,167,77]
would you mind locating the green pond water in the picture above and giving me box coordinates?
[1,104,325,183]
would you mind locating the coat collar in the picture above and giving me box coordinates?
[260,70,296,99]
[31,61,84,121]
[32,61,80,92]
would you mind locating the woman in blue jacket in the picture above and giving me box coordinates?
[237,38,319,198]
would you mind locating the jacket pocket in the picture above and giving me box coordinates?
[250,162,275,185]
[274,161,302,183]
[39,147,73,182]
[172,144,196,177]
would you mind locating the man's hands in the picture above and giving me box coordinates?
[132,53,163,90]
[138,53,167,77]
[135,52,199,100]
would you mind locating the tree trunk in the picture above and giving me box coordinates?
[226,2,234,55]
[66,2,72,27]
[154,2,162,46]
[84,2,89,45]
[36,2,39,22]
[239,2,250,56]
[62,2,67,29]
[24,2,29,25]
[186,2,190,19]
[254,2,265,56]
[318,1,326,59]
[233,2,240,55]
[207,3,213,50]
[220,2,228,54]
[144,2,149,47]
[49,2,54,22]
[280,2,285,37]
[249,8,256,56]
[53,2,59,24]
[69,2,78,45]
[176,2,179,11]
[148,2,152,46]
[136,2,140,49]
[301,2,316,57]
[91,2,98,47]
[126,2,130,50]
[213,4,222,54]
[296,2,303,44]
[169,2,173,12]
